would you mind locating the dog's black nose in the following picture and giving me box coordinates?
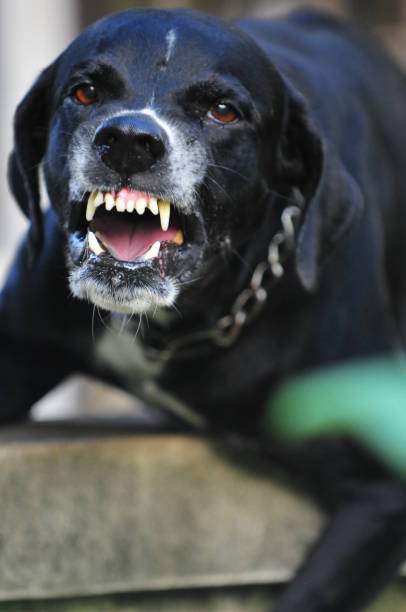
[93,114,166,176]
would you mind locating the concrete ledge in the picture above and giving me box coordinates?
[0,425,405,611]
[0,427,323,601]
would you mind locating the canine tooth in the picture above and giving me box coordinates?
[105,193,115,210]
[88,190,97,204]
[140,240,160,261]
[94,191,104,207]
[173,230,184,245]
[148,197,159,215]
[135,198,147,215]
[116,197,125,212]
[158,200,170,231]
[86,194,97,222]
[88,230,105,256]
[127,199,135,213]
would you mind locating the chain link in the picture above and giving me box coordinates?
[155,203,302,359]
[208,205,301,347]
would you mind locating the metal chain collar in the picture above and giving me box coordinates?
[153,197,303,361]
[209,203,302,347]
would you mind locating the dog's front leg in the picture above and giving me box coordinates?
[272,478,406,612]
[0,331,78,424]
[0,209,94,423]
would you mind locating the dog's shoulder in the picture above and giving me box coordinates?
[237,8,406,149]
[237,8,406,84]
[237,8,347,35]
[235,10,368,100]
[236,9,353,49]
[237,8,370,48]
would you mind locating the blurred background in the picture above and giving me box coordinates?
[0,0,405,420]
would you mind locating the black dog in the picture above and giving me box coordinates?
[3,8,406,611]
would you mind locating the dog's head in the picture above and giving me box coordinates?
[9,9,363,315]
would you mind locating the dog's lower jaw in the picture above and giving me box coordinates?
[68,268,179,314]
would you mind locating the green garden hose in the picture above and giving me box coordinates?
[265,357,406,479]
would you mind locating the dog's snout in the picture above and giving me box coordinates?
[93,114,166,176]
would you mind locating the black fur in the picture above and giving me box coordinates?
[3,9,406,611]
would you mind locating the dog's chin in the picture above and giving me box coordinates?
[69,258,179,314]
[66,188,207,314]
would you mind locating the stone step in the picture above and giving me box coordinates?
[0,423,404,610]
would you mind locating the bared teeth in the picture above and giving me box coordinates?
[173,230,184,245]
[148,197,159,215]
[94,191,104,207]
[85,190,184,264]
[86,192,176,239]
[135,198,147,215]
[139,240,161,261]
[86,191,105,221]
[88,230,105,255]
[116,197,125,212]
[105,193,115,211]
[86,192,97,222]
[158,200,170,231]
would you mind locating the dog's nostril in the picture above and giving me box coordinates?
[94,127,119,148]
[93,115,167,176]
[106,133,118,147]
[140,135,165,160]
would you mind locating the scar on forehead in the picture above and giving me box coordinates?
[156,28,177,70]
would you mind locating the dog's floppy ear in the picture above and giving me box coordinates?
[277,86,364,291]
[8,62,57,263]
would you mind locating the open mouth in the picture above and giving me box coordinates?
[83,187,186,265]
[68,185,207,313]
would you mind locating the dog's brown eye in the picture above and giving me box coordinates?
[73,84,98,106]
[209,103,239,124]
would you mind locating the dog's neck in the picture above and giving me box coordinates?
[125,197,304,360]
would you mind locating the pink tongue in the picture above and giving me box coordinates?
[94,216,177,261]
